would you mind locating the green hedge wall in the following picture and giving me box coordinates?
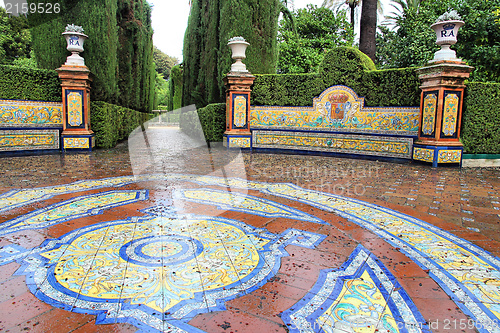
[180,103,225,143]
[0,65,61,101]
[462,82,500,154]
[252,47,420,107]
[90,101,150,148]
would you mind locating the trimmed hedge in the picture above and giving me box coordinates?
[252,47,420,107]
[252,73,323,107]
[0,65,61,101]
[90,101,150,149]
[462,82,500,154]
[180,103,225,143]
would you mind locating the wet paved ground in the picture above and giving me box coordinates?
[0,128,499,333]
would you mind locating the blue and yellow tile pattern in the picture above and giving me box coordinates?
[0,174,499,332]
[282,245,429,332]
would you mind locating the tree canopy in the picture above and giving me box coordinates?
[153,46,178,80]
[0,8,32,65]
[376,0,500,82]
[277,5,354,74]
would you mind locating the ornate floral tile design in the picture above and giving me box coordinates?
[0,190,147,236]
[176,188,325,224]
[281,245,429,332]
[0,175,139,213]
[1,174,499,332]
[4,208,324,332]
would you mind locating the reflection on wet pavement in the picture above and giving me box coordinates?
[0,128,499,332]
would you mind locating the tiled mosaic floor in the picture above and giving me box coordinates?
[0,136,499,332]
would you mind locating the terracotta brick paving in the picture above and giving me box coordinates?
[0,141,498,332]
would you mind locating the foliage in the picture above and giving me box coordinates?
[153,46,178,80]
[12,50,38,68]
[182,0,287,108]
[435,9,461,22]
[375,4,437,69]
[0,8,33,65]
[168,64,183,111]
[252,73,323,106]
[383,0,421,27]
[319,46,376,86]
[322,0,383,32]
[376,0,500,82]
[28,0,118,104]
[252,47,420,107]
[196,103,226,142]
[116,0,156,112]
[64,24,85,33]
[90,101,150,148]
[322,0,360,29]
[28,0,156,111]
[0,64,61,101]
[461,82,500,154]
[179,110,203,141]
[277,5,354,74]
[179,103,225,143]
[155,72,169,108]
[158,110,180,123]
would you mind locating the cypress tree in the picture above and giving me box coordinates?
[182,0,284,108]
[28,0,155,111]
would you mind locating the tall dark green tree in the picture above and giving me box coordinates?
[116,0,156,111]
[168,64,183,111]
[28,0,156,111]
[182,0,289,108]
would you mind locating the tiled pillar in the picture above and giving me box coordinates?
[412,60,472,167]
[56,65,95,151]
[222,73,255,149]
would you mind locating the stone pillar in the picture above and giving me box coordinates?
[56,65,94,151]
[412,60,473,167]
[222,72,255,149]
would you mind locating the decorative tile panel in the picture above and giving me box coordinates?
[250,86,419,136]
[421,92,438,136]
[0,129,59,151]
[253,130,413,159]
[413,147,434,163]
[228,136,251,148]
[63,137,90,149]
[0,99,63,127]
[188,175,500,331]
[233,95,247,128]
[66,90,84,127]
[437,149,461,163]
[442,92,460,137]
